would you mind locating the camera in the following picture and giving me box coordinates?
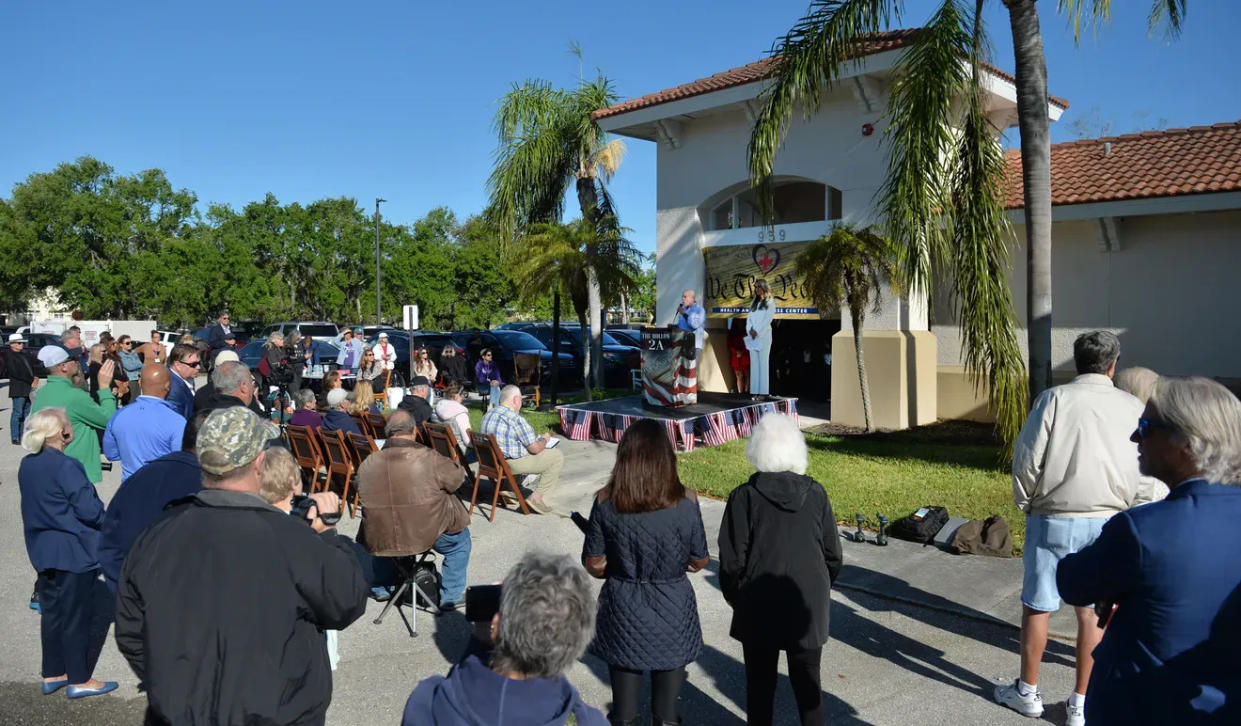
[465,584,501,623]
[289,494,341,526]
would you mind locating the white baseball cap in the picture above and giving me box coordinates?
[37,346,70,368]
[378,332,388,339]
[214,349,241,366]
[326,388,350,407]
[8,333,26,343]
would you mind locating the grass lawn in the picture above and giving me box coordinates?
[678,422,1025,551]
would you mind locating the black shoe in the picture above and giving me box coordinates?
[436,601,461,616]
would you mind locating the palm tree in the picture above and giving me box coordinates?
[749,0,1185,450]
[796,225,900,431]
[487,74,627,394]
[512,219,642,401]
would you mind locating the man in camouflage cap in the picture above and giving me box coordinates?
[114,406,368,725]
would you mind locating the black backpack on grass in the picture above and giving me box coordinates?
[890,506,950,545]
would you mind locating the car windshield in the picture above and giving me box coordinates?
[299,324,338,337]
[494,330,546,350]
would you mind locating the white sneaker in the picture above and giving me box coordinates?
[1065,702,1085,726]
[994,680,1044,718]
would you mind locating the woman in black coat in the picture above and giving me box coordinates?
[718,413,842,726]
[583,419,709,726]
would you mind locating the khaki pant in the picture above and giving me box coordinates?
[506,447,564,495]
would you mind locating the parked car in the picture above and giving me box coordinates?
[448,329,577,389]
[22,332,63,376]
[604,327,643,348]
[502,322,640,387]
[258,321,340,342]
[365,330,465,375]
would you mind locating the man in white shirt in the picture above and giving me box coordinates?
[373,332,397,372]
[995,330,1147,726]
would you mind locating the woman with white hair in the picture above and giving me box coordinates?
[402,551,607,725]
[18,407,118,698]
[719,413,842,726]
[1057,376,1241,725]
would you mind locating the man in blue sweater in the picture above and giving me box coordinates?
[103,364,184,481]
[97,411,207,591]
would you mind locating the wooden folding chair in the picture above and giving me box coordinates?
[424,422,475,481]
[286,424,326,493]
[469,432,531,521]
[513,352,541,408]
[367,413,387,439]
[349,413,371,437]
[318,428,358,517]
[346,431,378,468]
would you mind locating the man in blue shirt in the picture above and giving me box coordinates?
[674,289,706,356]
[321,388,361,435]
[103,364,185,481]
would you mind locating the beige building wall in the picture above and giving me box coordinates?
[934,207,1241,416]
[832,330,937,429]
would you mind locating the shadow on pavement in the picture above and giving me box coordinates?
[0,680,146,726]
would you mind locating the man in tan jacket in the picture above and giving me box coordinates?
[996,330,1145,726]
[356,409,471,608]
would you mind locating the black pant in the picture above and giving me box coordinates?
[608,666,685,724]
[742,642,823,726]
[38,569,103,683]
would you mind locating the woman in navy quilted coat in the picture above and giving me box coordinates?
[583,419,709,726]
[719,413,842,726]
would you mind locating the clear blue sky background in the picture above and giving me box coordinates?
[3,1,1238,255]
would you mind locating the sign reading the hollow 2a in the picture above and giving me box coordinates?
[703,242,819,319]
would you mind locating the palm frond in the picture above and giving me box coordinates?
[879,0,972,295]
[748,0,903,220]
[593,138,627,180]
[1147,0,1186,38]
[947,0,1028,458]
[1056,0,1111,42]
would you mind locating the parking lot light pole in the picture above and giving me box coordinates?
[375,197,386,326]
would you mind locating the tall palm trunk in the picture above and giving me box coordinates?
[575,176,605,390]
[620,290,628,324]
[576,307,592,401]
[852,307,873,432]
[1006,0,1053,401]
[550,287,561,406]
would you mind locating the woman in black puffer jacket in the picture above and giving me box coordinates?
[719,413,843,726]
[583,419,709,726]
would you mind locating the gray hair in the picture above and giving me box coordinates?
[266,331,284,347]
[385,409,419,437]
[1148,376,1241,485]
[211,361,252,395]
[258,447,299,504]
[296,388,317,409]
[492,552,596,679]
[22,407,67,453]
[1114,366,1159,405]
[500,384,522,406]
[746,413,809,475]
[1074,330,1121,376]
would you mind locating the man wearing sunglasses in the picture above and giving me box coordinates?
[998,330,1152,725]
[165,343,202,420]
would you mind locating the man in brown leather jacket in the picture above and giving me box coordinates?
[356,410,472,608]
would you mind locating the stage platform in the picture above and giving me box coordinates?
[556,392,798,452]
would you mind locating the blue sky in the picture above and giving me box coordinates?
[3,1,1238,255]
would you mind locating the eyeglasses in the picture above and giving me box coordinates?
[184,360,201,368]
[123,342,133,347]
[1136,417,1172,438]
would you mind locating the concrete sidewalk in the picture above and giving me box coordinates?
[0,409,1082,726]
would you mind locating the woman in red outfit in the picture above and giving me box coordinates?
[728,317,750,394]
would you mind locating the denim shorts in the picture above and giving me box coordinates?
[1022,514,1109,612]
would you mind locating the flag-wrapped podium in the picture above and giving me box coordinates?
[641,327,697,407]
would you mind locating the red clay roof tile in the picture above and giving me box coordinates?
[593,29,1068,121]
[1004,121,1241,208]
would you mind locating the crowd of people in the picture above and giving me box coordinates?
[7,320,1241,725]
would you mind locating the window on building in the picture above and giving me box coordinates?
[703,180,839,230]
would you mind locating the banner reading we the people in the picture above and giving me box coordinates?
[703,242,820,320]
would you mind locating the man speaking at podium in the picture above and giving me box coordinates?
[674,289,706,358]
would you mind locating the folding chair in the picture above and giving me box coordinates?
[346,431,378,468]
[367,412,387,439]
[513,352,541,408]
[318,428,358,517]
[469,432,531,521]
[349,413,371,437]
[371,552,440,638]
[286,424,326,493]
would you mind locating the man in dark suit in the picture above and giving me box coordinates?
[166,343,201,420]
[1057,376,1241,725]
[205,312,233,361]
[6,333,38,445]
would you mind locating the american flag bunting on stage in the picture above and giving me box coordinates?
[558,407,594,441]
